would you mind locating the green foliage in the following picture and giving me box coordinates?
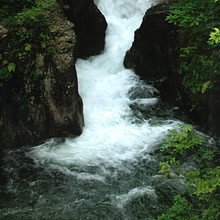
[0,0,36,21]
[0,67,12,87]
[63,4,70,10]
[0,0,56,87]
[5,0,55,29]
[187,166,220,199]
[39,81,49,106]
[159,161,171,174]
[166,0,220,94]
[208,28,220,46]
[157,195,196,220]
[7,63,16,73]
[160,124,202,165]
[30,70,41,81]
[157,124,220,219]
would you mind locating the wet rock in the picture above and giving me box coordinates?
[124,4,177,81]
[124,4,179,105]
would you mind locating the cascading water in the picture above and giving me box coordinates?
[30,0,177,170]
[0,0,188,219]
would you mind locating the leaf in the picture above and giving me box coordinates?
[41,42,46,49]
[201,81,211,93]
[7,63,16,73]
[25,43,32,51]
[208,28,220,45]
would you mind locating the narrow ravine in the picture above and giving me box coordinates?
[0,1,187,219]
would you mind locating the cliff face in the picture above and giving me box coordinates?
[124,4,176,80]
[124,3,220,137]
[124,4,179,103]
[0,0,107,148]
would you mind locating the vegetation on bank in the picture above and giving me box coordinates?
[156,1,220,218]
[0,0,56,87]
[157,124,219,219]
[166,0,220,95]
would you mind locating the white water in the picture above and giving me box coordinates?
[30,0,177,172]
[113,186,157,209]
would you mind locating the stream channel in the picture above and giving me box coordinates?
[0,0,196,219]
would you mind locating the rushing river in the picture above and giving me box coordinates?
[0,0,188,219]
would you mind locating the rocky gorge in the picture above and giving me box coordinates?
[0,1,219,219]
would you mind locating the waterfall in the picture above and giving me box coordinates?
[30,0,177,171]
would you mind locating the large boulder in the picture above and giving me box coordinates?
[60,0,107,59]
[124,3,178,103]
[124,3,220,137]
[0,3,84,148]
[124,4,177,80]
[0,0,108,148]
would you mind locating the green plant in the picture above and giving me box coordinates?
[0,0,56,87]
[186,166,220,199]
[0,66,13,87]
[157,195,196,220]
[166,0,220,94]
[208,28,220,46]
[160,124,203,168]
[157,124,220,219]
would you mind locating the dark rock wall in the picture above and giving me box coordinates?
[124,4,179,103]
[191,76,220,137]
[60,0,107,59]
[124,3,220,137]
[124,4,177,80]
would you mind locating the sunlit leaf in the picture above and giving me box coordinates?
[7,62,16,72]
[25,43,32,51]
[201,81,211,93]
